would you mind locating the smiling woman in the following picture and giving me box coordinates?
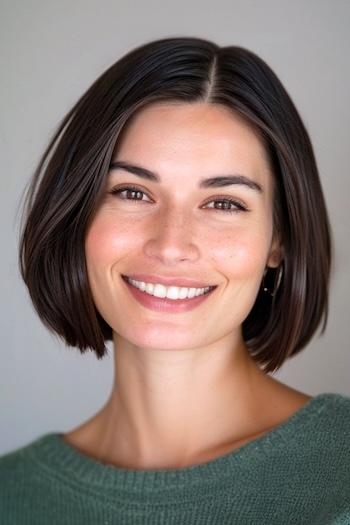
[1,36,349,524]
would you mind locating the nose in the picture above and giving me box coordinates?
[143,207,200,264]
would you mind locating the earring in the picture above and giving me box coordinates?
[263,264,283,296]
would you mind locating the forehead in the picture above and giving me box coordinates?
[113,102,272,185]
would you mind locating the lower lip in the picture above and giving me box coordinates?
[121,277,217,313]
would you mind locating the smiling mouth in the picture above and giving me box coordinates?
[120,274,219,312]
[122,275,217,300]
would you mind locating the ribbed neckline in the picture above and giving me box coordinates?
[27,393,338,505]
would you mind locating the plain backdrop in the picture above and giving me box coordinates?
[1,0,349,455]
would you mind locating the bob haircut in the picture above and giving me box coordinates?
[18,36,332,373]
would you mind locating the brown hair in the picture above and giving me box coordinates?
[18,36,332,373]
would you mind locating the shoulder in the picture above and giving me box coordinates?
[0,433,54,522]
[261,392,350,521]
[0,433,48,484]
[316,392,350,451]
[0,433,46,465]
[0,432,56,481]
[268,379,350,437]
[0,436,36,475]
[302,393,350,521]
[293,392,350,442]
[289,392,350,474]
[311,392,350,431]
[266,391,350,470]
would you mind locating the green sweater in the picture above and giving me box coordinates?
[0,392,349,524]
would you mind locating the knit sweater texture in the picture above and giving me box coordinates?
[0,392,349,524]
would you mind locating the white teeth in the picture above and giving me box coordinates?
[126,278,211,300]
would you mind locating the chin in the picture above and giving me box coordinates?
[114,326,204,352]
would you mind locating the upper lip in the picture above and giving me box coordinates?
[122,274,217,288]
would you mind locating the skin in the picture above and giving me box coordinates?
[63,102,312,470]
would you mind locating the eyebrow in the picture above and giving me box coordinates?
[109,160,263,193]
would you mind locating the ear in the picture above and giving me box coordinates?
[266,233,283,268]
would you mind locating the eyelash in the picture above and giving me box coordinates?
[108,185,249,214]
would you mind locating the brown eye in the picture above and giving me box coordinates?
[203,198,248,214]
[109,186,151,202]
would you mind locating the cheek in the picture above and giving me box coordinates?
[84,213,138,318]
[207,226,270,280]
[85,213,136,267]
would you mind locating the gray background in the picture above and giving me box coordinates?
[1,0,349,455]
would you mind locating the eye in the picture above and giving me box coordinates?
[203,197,248,214]
[109,185,151,202]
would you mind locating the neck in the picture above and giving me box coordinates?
[71,331,281,469]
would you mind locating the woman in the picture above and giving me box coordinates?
[1,36,349,524]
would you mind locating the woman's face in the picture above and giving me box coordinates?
[85,102,281,351]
